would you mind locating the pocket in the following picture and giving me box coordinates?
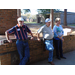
[17,29,20,31]
[45,40,54,51]
[16,40,22,45]
[16,40,19,45]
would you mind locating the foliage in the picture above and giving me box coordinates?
[21,9,30,14]
[37,9,60,18]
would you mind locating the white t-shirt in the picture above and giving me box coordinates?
[37,25,54,39]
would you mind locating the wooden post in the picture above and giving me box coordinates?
[17,9,21,18]
[64,9,67,26]
[50,9,54,29]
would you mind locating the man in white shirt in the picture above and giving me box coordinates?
[37,18,55,65]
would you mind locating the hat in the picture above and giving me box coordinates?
[45,18,51,23]
[17,17,24,22]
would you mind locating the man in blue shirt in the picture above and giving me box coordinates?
[5,17,34,65]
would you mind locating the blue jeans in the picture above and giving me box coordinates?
[16,40,30,65]
[44,40,54,62]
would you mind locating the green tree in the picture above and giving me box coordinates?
[21,9,30,14]
[37,9,60,18]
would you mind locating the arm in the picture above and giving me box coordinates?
[61,26,64,41]
[5,27,15,43]
[26,26,34,40]
[37,32,41,41]
[57,36,63,40]
[37,26,43,41]
[57,33,64,41]
[53,26,59,37]
[53,26,63,41]
[30,32,34,40]
[5,31,12,43]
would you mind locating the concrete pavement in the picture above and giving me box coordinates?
[31,50,75,65]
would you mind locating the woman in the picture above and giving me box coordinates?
[53,18,66,60]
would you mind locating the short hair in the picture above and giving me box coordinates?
[55,18,61,23]
[17,17,24,22]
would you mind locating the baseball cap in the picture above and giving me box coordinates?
[17,17,24,22]
[45,18,51,23]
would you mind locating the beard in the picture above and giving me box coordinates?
[18,22,24,27]
[19,23,22,26]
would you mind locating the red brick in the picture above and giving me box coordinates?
[0,9,17,34]
[0,35,75,64]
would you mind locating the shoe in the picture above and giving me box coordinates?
[61,56,66,59]
[57,57,61,60]
[48,62,55,65]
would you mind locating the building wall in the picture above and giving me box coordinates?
[60,13,75,25]
[37,12,75,25]
[0,35,75,65]
[0,9,17,34]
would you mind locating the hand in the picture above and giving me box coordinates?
[31,37,34,40]
[62,39,64,42]
[60,36,64,42]
[60,38,64,42]
[52,31,54,34]
[37,38,41,42]
[58,36,64,42]
[8,40,12,43]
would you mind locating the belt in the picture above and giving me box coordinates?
[18,39,28,42]
[44,38,53,40]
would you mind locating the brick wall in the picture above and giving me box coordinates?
[0,9,17,34]
[0,35,75,65]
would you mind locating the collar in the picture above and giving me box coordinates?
[17,24,23,27]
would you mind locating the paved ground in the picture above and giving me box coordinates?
[31,50,75,65]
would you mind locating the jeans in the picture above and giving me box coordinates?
[44,40,54,62]
[54,39,63,58]
[16,40,30,65]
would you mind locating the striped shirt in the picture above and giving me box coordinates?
[7,24,31,40]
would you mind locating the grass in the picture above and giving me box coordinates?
[24,22,75,27]
[24,21,37,24]
[37,23,45,26]
[24,21,45,26]
[68,24,75,26]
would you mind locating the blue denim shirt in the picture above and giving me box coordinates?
[53,25,64,40]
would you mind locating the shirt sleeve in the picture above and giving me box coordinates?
[7,27,15,35]
[53,26,59,37]
[61,26,64,35]
[26,25,31,33]
[37,26,43,33]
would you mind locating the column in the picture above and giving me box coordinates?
[17,9,21,18]
[50,9,54,29]
[64,9,67,26]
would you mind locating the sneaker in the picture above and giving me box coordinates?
[57,57,61,60]
[48,62,55,65]
[61,56,66,59]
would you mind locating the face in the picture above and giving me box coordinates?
[18,21,24,26]
[46,22,51,27]
[57,20,61,25]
